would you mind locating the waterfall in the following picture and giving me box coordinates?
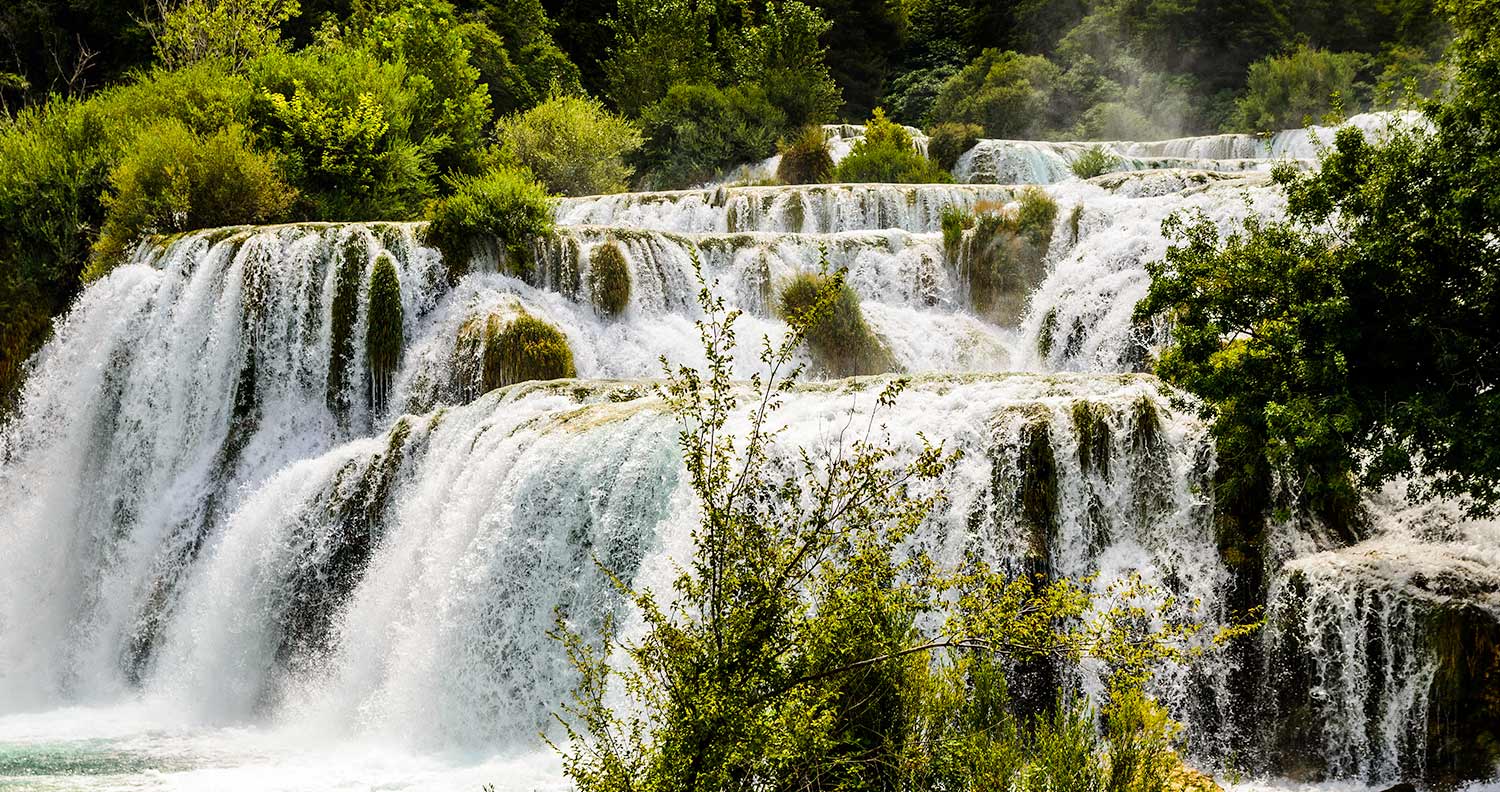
[0,113,1493,790]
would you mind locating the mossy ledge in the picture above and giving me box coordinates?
[952,188,1059,325]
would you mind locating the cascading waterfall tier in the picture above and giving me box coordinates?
[0,112,1493,790]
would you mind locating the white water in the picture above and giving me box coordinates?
[1,115,1494,790]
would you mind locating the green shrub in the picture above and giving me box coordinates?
[486,313,575,387]
[251,55,432,219]
[89,121,295,277]
[777,270,896,376]
[366,252,404,412]
[423,165,554,280]
[940,204,973,256]
[587,241,631,317]
[834,108,951,184]
[929,49,1062,139]
[497,93,642,196]
[636,82,787,189]
[775,125,833,184]
[927,122,982,171]
[1071,145,1119,179]
[1231,45,1366,132]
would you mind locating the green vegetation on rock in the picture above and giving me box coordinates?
[834,108,949,183]
[487,313,576,388]
[777,269,897,377]
[365,252,403,413]
[958,188,1057,324]
[422,165,554,280]
[587,242,632,318]
[1071,145,1119,179]
[926,121,982,171]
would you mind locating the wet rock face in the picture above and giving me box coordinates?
[1262,542,1500,786]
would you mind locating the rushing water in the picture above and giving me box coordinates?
[0,117,1495,790]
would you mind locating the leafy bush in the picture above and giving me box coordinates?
[834,108,950,184]
[777,270,896,376]
[497,93,642,196]
[726,0,841,128]
[587,242,631,317]
[153,0,298,71]
[604,0,720,116]
[457,15,582,117]
[1071,145,1119,179]
[926,121,982,171]
[929,49,1061,139]
[487,313,575,386]
[89,121,295,277]
[554,264,1212,792]
[422,165,554,279]
[1231,45,1366,132]
[774,125,833,185]
[636,83,786,189]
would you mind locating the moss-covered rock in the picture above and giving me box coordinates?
[327,235,364,423]
[1072,401,1112,479]
[777,271,898,378]
[365,252,403,413]
[587,241,632,318]
[486,313,576,388]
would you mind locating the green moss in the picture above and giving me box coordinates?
[1037,308,1059,358]
[486,313,576,388]
[365,252,403,413]
[326,236,364,423]
[1129,395,1159,454]
[784,191,806,233]
[1071,401,1112,478]
[588,241,632,318]
[1069,203,1083,242]
[1018,417,1058,578]
[777,271,898,378]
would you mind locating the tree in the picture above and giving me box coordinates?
[604,0,718,116]
[1231,46,1367,132]
[728,0,841,128]
[929,49,1061,139]
[1136,1,1500,545]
